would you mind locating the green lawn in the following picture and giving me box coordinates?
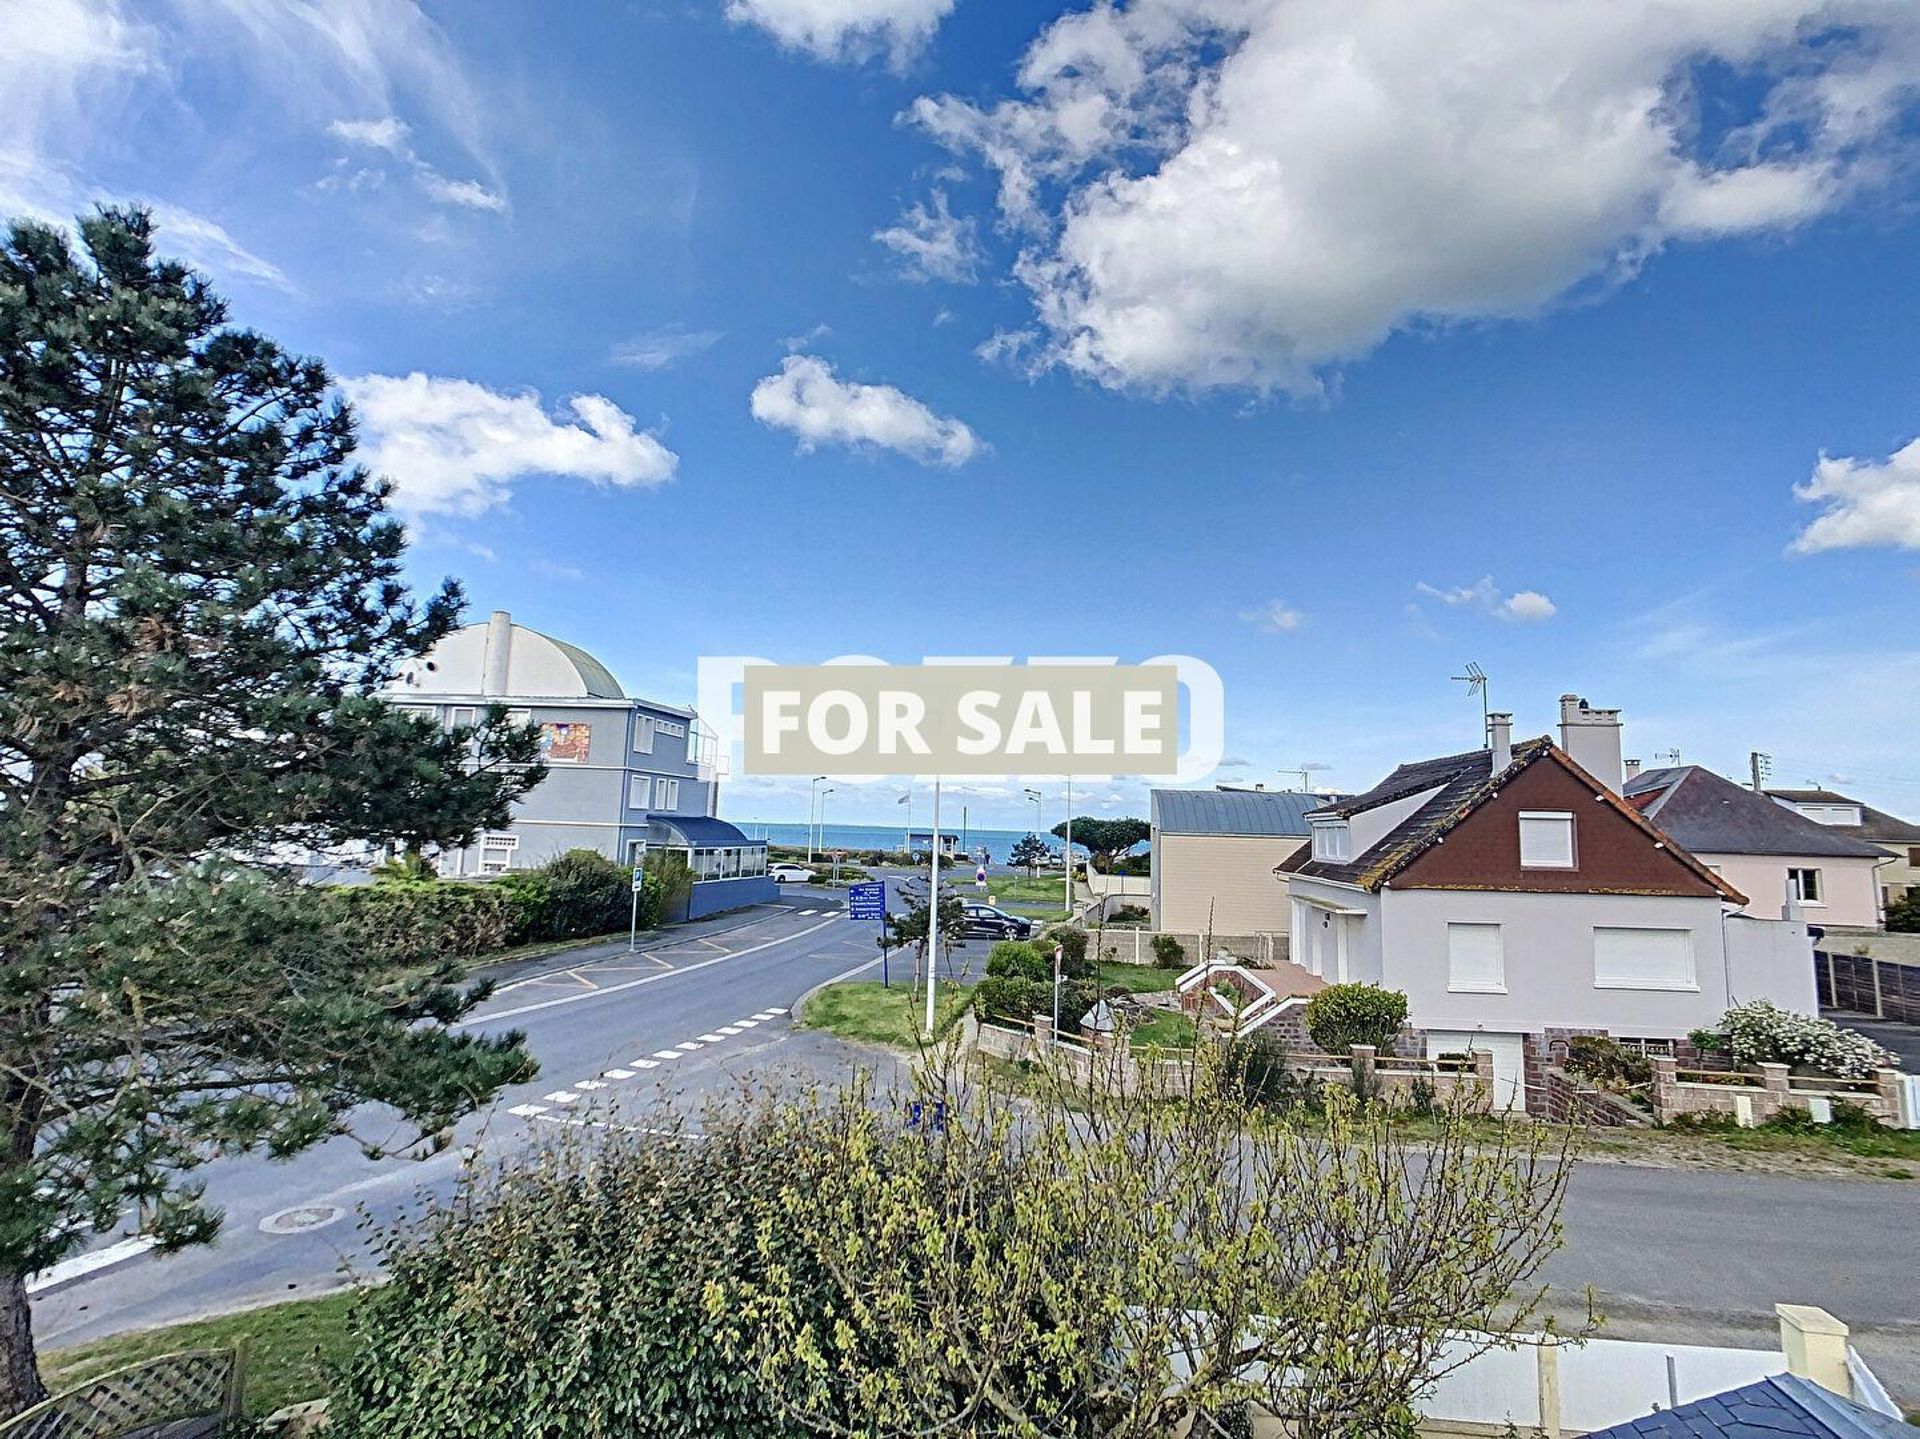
[802,979,973,1048]
[1128,1010,1197,1051]
[41,1288,357,1418]
[979,875,1073,906]
[1098,961,1180,994]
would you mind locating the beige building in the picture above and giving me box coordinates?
[1767,788,1920,908]
[1149,789,1326,935]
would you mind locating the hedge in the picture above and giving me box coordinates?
[1303,983,1408,1056]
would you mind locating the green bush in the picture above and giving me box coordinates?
[985,941,1048,981]
[1563,1035,1652,1090]
[322,881,519,969]
[529,849,633,940]
[1048,926,1092,980]
[974,976,1050,1026]
[1150,934,1187,969]
[1885,890,1920,933]
[1304,983,1408,1056]
[1223,1029,1322,1113]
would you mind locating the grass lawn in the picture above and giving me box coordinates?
[1128,1010,1197,1051]
[41,1288,357,1418]
[980,875,1074,906]
[803,979,973,1048]
[1098,961,1180,994]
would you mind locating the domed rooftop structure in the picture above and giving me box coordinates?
[387,610,626,700]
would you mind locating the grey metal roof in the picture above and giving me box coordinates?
[542,633,626,699]
[1583,1373,1907,1437]
[1626,768,1888,859]
[1151,789,1331,837]
[645,815,765,849]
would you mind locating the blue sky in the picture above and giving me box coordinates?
[7,0,1920,827]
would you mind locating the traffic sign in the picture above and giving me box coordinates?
[847,881,886,921]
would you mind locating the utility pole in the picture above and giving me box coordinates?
[808,775,826,862]
[1749,751,1772,793]
[1063,776,1074,917]
[925,777,942,1038]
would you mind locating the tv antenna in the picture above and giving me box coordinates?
[1283,762,1331,791]
[1452,662,1490,734]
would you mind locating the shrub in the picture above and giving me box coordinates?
[1223,1029,1322,1113]
[1563,1035,1652,1090]
[1715,1000,1893,1080]
[974,976,1050,1026]
[985,941,1048,981]
[1885,890,1920,933]
[322,880,519,969]
[1150,934,1188,970]
[1049,926,1092,980]
[1304,983,1408,1056]
[1109,903,1150,926]
[533,849,635,939]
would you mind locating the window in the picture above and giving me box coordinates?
[633,717,654,754]
[629,776,650,810]
[478,833,519,875]
[654,719,686,738]
[1593,927,1695,991]
[1518,811,1576,869]
[1310,821,1351,862]
[1909,847,1920,869]
[1787,867,1822,904]
[1446,922,1505,994]
[655,777,680,809]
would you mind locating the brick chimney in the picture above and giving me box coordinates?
[1558,694,1623,791]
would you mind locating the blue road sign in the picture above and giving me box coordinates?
[847,881,886,921]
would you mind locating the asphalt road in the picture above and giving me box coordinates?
[29,886,1920,1402]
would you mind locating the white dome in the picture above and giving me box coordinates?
[388,611,625,700]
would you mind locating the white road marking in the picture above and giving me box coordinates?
[717,1026,744,1035]
[463,914,844,1024]
[697,1032,726,1043]
[675,1041,703,1051]
[603,1068,634,1080]
[798,909,819,916]
[575,1079,607,1091]
[27,1235,158,1294]
[544,1090,581,1105]
[734,1018,760,1028]
[631,1058,661,1069]
[651,1050,684,1061]
[507,1103,550,1118]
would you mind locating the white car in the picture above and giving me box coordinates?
[769,862,816,883]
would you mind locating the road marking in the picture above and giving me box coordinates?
[602,1068,634,1080]
[734,1018,759,1028]
[575,1079,607,1090]
[798,909,819,916]
[26,1235,158,1294]
[697,1032,726,1043]
[651,1050,684,1061]
[544,1090,581,1105]
[675,1041,702,1051]
[631,1058,661,1069]
[507,1103,550,1118]
[717,1025,744,1035]
[464,914,844,1024]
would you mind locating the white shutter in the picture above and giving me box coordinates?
[1446,923,1505,993]
[629,776,650,809]
[1593,927,1695,990]
[1518,811,1575,868]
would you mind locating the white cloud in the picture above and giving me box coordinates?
[749,354,983,467]
[726,0,955,67]
[1415,576,1557,621]
[329,110,506,213]
[910,0,1920,394]
[340,373,677,517]
[1238,599,1305,633]
[1792,437,1920,552]
[327,116,410,153]
[611,324,725,371]
[874,190,981,282]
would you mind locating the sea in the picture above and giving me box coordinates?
[725,820,1035,865]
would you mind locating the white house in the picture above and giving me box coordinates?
[1278,699,1816,1113]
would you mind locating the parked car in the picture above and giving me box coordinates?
[962,903,1034,940]
[769,862,816,883]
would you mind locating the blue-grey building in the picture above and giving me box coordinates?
[384,611,774,917]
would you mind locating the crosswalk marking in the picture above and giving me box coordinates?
[697,1032,726,1043]
[603,1068,634,1080]
[717,1025,744,1035]
[676,1040,703,1051]
[651,1050,684,1061]
[798,909,819,916]
[544,1090,580,1105]
[508,1103,550,1118]
[734,1018,759,1028]
[631,1059,661,1069]
[575,1079,607,1090]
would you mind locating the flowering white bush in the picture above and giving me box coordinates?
[1712,1001,1895,1080]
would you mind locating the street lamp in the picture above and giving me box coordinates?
[1062,776,1074,917]
[820,789,836,879]
[1023,787,1043,859]
[808,775,827,861]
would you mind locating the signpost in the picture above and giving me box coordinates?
[628,843,649,953]
[847,880,888,985]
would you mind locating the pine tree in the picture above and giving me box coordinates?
[0,208,545,1416]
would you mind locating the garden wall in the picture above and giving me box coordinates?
[1648,1056,1908,1127]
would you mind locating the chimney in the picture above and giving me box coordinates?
[1487,712,1513,771]
[481,610,513,697]
[1624,758,1642,783]
[1558,693,1623,791]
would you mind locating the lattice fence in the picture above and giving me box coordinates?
[0,1347,240,1439]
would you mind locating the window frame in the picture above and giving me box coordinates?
[1310,820,1351,863]
[1445,921,1506,995]
[655,776,681,810]
[1592,926,1697,992]
[1787,867,1823,905]
[1517,810,1577,870]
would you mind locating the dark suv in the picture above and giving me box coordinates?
[962,903,1034,940]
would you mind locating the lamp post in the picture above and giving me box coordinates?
[1063,776,1074,917]
[820,789,836,880]
[1024,787,1042,837]
[808,774,827,861]
[925,777,942,1038]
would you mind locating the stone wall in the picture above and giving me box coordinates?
[1649,1056,1907,1127]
